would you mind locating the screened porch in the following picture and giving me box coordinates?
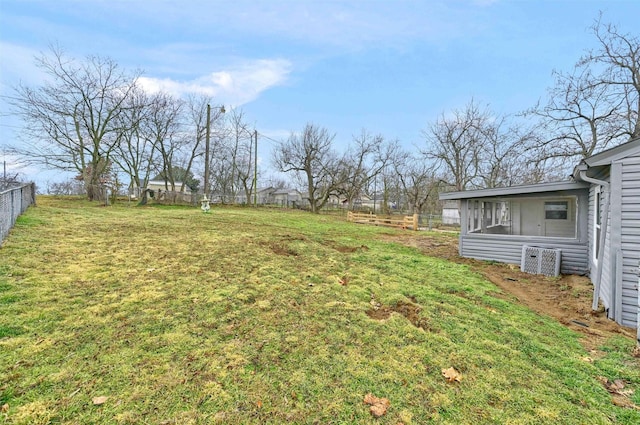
[466,196,578,238]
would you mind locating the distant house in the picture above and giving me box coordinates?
[234,187,277,205]
[146,180,193,203]
[353,193,384,211]
[272,188,304,208]
[147,180,191,194]
[440,137,640,341]
[441,200,460,225]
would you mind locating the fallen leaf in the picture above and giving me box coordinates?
[256,400,263,409]
[363,393,391,418]
[363,393,376,405]
[1,404,8,413]
[612,395,640,410]
[581,356,594,363]
[339,276,348,286]
[612,379,626,391]
[92,396,108,405]
[442,367,462,383]
[370,403,388,418]
[598,377,634,396]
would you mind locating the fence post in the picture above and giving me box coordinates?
[413,213,418,231]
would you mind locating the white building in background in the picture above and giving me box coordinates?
[146,180,191,194]
[441,200,460,225]
[272,188,304,208]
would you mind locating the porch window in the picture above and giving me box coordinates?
[467,196,577,238]
[544,201,568,220]
[467,200,512,235]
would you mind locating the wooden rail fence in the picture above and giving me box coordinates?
[347,211,419,231]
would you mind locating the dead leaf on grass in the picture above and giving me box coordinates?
[1,404,8,413]
[612,395,640,410]
[596,376,640,409]
[92,396,108,405]
[363,393,390,418]
[598,377,625,393]
[442,367,462,383]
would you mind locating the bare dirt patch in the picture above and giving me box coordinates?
[383,231,637,354]
[366,298,433,331]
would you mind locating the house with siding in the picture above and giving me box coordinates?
[147,180,191,194]
[440,137,640,342]
[272,188,304,208]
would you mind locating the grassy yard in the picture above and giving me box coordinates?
[1,197,639,424]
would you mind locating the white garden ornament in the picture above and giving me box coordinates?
[200,195,211,213]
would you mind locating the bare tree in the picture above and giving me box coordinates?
[394,150,439,214]
[525,15,640,171]
[216,108,255,204]
[147,92,184,192]
[111,86,156,196]
[423,99,489,191]
[46,178,84,195]
[480,118,539,187]
[582,14,640,139]
[339,130,393,210]
[371,140,404,214]
[272,123,342,213]
[10,46,139,200]
[229,109,257,202]
[182,95,225,195]
[524,67,628,169]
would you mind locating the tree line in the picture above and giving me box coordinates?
[7,17,639,212]
[8,45,257,204]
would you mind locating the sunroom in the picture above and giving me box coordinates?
[440,181,591,275]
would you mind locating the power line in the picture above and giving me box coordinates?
[255,131,282,145]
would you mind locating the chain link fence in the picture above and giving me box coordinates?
[0,183,36,245]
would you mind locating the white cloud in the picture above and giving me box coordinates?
[138,58,292,106]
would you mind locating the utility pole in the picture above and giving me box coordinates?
[204,104,211,197]
[253,130,258,207]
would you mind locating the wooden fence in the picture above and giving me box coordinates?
[347,211,419,231]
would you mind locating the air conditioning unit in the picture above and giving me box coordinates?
[521,246,561,277]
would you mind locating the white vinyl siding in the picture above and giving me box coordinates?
[619,156,640,329]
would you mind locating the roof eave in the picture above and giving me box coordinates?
[439,180,589,200]
[584,137,640,167]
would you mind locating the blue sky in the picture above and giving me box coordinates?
[1,0,639,185]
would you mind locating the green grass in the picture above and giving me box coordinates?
[0,196,639,424]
